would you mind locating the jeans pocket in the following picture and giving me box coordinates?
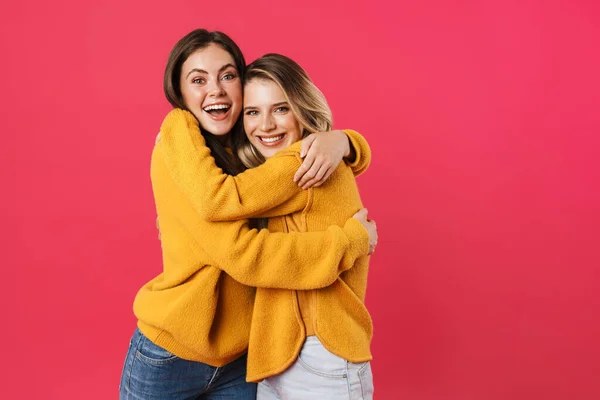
[297,338,348,379]
[296,357,348,379]
[135,334,179,366]
[119,335,136,394]
[357,362,374,399]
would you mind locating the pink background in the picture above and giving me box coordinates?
[2,0,599,398]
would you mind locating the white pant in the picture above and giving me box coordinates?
[257,336,374,400]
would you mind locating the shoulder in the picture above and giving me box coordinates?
[272,141,303,159]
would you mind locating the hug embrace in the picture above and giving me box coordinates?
[119,29,378,400]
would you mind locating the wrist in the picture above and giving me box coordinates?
[339,130,352,158]
[343,218,370,257]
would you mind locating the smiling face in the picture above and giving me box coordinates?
[179,44,243,137]
[243,78,304,159]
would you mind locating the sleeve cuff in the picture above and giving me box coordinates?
[340,217,370,272]
[343,129,363,168]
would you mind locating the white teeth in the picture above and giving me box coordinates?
[203,104,230,111]
[260,134,285,143]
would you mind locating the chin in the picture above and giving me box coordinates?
[260,149,278,159]
[211,130,230,137]
[203,122,234,137]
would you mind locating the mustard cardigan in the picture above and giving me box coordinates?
[158,109,373,381]
[133,111,371,368]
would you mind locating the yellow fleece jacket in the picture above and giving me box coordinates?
[159,109,373,381]
[132,111,371,368]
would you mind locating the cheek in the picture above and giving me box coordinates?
[243,118,256,135]
[286,117,303,141]
[228,83,243,105]
[181,86,202,109]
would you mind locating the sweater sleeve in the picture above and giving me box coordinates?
[152,148,370,290]
[159,109,310,221]
[343,129,371,177]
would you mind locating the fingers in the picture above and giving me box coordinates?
[354,208,368,219]
[369,244,376,255]
[294,154,316,183]
[297,159,322,188]
[370,237,378,254]
[301,164,329,189]
[369,218,378,237]
[312,167,334,188]
[300,134,317,158]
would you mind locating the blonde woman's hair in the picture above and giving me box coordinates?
[237,53,333,168]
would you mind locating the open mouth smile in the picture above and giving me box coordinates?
[202,103,232,120]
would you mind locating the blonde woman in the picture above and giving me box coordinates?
[158,53,375,399]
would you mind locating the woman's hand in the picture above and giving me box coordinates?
[353,208,377,255]
[293,130,351,189]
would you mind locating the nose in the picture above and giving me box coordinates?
[260,113,276,132]
[206,78,225,97]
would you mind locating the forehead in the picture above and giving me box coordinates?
[182,44,236,73]
[244,79,286,105]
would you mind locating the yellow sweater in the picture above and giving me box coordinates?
[159,109,373,382]
[133,111,371,368]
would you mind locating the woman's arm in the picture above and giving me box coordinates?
[152,147,371,290]
[159,109,308,221]
[343,129,371,176]
[293,129,372,188]
[159,109,370,221]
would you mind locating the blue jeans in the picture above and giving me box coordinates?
[119,328,257,399]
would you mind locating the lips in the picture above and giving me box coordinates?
[202,103,232,121]
[257,133,286,146]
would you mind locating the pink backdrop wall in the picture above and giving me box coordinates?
[1,0,599,398]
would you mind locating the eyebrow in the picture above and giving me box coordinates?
[243,102,289,111]
[186,63,237,78]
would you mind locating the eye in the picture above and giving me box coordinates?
[191,77,205,84]
[222,72,237,81]
[245,110,258,116]
[275,106,289,113]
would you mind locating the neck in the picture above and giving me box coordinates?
[204,130,230,147]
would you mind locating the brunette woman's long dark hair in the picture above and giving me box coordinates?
[163,29,246,175]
